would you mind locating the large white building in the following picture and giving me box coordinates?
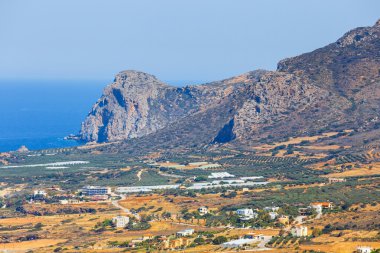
[82,186,111,196]
[236,208,258,220]
[112,216,129,228]
[291,226,308,237]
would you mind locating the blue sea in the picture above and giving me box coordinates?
[0,79,108,152]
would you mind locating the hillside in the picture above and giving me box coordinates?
[79,19,380,152]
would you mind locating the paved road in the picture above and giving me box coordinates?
[110,194,141,219]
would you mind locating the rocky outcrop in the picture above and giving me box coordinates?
[80,70,246,142]
[80,19,380,150]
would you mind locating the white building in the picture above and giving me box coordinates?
[176,228,194,237]
[291,226,308,237]
[208,172,235,179]
[112,216,129,228]
[222,238,256,248]
[198,206,208,215]
[268,212,278,220]
[33,190,47,197]
[357,246,372,253]
[236,208,258,220]
[82,186,111,196]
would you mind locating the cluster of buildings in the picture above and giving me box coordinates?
[115,174,269,193]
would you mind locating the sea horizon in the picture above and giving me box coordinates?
[0,79,107,152]
[0,78,202,152]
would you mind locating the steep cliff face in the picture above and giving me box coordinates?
[79,70,247,142]
[80,20,380,149]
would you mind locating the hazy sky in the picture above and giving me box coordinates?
[0,0,379,84]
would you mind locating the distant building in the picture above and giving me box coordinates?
[310,204,323,214]
[198,206,208,215]
[112,216,129,228]
[356,246,372,253]
[328,178,346,184]
[208,172,235,179]
[291,226,308,237]
[310,202,332,209]
[33,190,47,197]
[236,208,258,220]
[222,238,256,248]
[268,212,278,220]
[176,228,194,237]
[82,186,111,196]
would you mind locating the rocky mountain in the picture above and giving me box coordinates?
[79,19,380,151]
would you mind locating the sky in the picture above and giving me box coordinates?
[0,0,379,84]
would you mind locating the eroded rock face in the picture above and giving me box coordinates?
[80,20,380,149]
[80,70,244,142]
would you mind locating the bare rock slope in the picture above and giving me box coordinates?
[80,20,380,150]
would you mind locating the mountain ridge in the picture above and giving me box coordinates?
[79,19,380,152]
